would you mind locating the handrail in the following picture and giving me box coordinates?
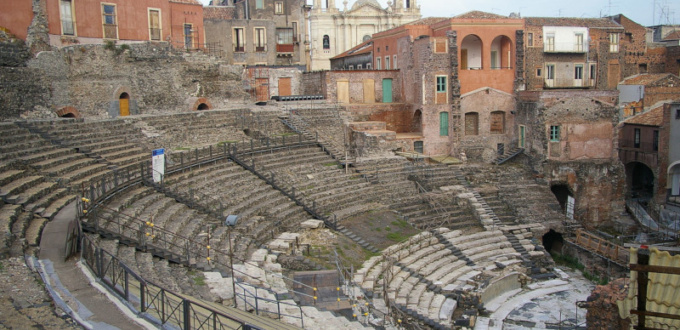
[80,234,281,329]
[571,229,629,266]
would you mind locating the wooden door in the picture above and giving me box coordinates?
[278,77,292,96]
[519,125,525,148]
[362,79,374,103]
[382,78,392,103]
[337,80,349,104]
[255,78,269,101]
[119,95,130,116]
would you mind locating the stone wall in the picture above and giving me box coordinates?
[0,42,248,119]
[584,278,632,330]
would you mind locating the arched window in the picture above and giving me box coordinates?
[323,35,330,49]
[461,35,483,70]
[490,35,513,69]
[363,35,371,42]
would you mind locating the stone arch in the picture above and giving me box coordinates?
[668,161,680,195]
[113,86,132,100]
[550,182,574,214]
[55,106,81,118]
[412,109,422,133]
[490,35,513,69]
[461,34,483,70]
[625,161,655,199]
[542,229,564,254]
[192,98,213,111]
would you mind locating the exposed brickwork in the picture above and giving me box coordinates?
[584,278,632,329]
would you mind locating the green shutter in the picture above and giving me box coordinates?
[440,112,449,136]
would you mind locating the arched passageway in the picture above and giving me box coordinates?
[542,229,564,254]
[626,162,655,199]
[461,34,482,70]
[412,109,422,133]
[197,103,210,110]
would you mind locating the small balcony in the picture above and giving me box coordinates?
[276,44,294,53]
[544,41,588,53]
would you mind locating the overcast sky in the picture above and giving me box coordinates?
[198,0,679,27]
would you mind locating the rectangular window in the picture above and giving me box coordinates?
[60,0,75,36]
[376,57,381,70]
[256,0,263,9]
[393,55,397,69]
[357,64,362,69]
[184,24,193,49]
[590,64,596,79]
[234,27,245,52]
[148,9,161,41]
[653,130,659,151]
[436,75,447,104]
[275,1,283,14]
[527,32,533,47]
[634,128,640,148]
[440,112,449,136]
[348,65,354,70]
[545,33,555,51]
[546,64,555,79]
[254,27,266,52]
[385,56,390,70]
[465,113,479,136]
[536,68,542,77]
[292,22,298,42]
[385,45,389,51]
[490,111,505,134]
[102,3,118,39]
[574,64,583,80]
[676,109,680,120]
[276,28,293,52]
[366,63,371,70]
[610,33,619,53]
[436,76,446,92]
[575,33,584,52]
[550,125,560,142]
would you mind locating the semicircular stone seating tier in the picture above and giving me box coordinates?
[353,227,538,326]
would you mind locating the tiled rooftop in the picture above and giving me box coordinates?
[624,105,664,126]
[619,73,673,86]
[453,11,508,19]
[331,40,372,59]
[525,17,622,28]
[663,30,680,41]
[617,248,680,329]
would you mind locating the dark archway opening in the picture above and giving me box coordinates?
[60,113,76,118]
[551,184,571,212]
[412,109,422,133]
[542,229,564,254]
[630,162,654,199]
[197,103,210,110]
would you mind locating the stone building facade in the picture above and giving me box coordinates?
[203,0,309,67]
[0,41,247,120]
[308,0,420,71]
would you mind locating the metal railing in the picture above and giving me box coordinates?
[80,235,265,329]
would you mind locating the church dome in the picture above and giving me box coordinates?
[351,0,382,10]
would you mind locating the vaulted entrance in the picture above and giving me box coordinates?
[119,93,130,116]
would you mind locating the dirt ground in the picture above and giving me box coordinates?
[0,257,80,329]
[297,209,421,271]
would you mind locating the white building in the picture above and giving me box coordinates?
[309,0,420,71]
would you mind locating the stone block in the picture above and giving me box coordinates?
[439,298,457,321]
[301,219,325,229]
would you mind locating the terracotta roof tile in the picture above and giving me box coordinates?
[663,30,680,40]
[525,17,622,28]
[619,73,672,85]
[331,40,372,59]
[454,11,508,19]
[204,6,235,19]
[624,104,664,126]
[406,17,448,26]
[617,248,680,329]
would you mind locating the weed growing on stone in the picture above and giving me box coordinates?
[386,232,408,242]
[390,219,409,228]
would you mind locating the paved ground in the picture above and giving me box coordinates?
[38,201,150,329]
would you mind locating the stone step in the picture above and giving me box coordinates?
[43,157,98,176]
[1,175,45,200]
[31,152,82,170]
[15,181,58,206]
[40,194,77,220]
[0,170,26,187]
[24,216,48,247]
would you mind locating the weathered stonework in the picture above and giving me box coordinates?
[1,42,248,119]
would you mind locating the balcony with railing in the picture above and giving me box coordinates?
[544,41,588,53]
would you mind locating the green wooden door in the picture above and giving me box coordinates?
[382,78,392,103]
[519,126,525,148]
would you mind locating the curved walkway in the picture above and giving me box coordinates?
[38,201,153,329]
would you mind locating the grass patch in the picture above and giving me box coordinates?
[322,162,338,167]
[193,274,206,286]
[385,226,392,231]
[277,132,298,137]
[551,252,608,285]
[390,219,410,229]
[374,227,382,232]
[364,249,381,260]
[175,147,191,151]
[387,232,408,242]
